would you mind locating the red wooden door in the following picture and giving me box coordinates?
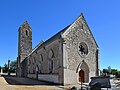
[79,70,84,82]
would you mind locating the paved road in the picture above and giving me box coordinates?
[0,76,64,90]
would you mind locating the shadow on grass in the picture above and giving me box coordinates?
[3,75,57,86]
[3,75,22,85]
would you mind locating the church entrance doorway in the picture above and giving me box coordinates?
[79,69,84,82]
[77,60,89,83]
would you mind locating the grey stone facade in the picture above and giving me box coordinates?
[62,14,99,85]
[17,13,99,85]
[17,21,32,77]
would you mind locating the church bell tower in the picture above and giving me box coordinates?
[18,21,32,63]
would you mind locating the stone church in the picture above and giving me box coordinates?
[17,13,99,85]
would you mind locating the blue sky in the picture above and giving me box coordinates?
[0,0,120,70]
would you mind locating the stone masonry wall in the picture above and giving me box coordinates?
[27,38,63,84]
[62,15,99,84]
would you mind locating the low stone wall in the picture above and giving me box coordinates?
[38,74,59,84]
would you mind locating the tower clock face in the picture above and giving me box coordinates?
[78,42,88,57]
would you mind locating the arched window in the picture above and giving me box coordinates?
[40,54,43,61]
[34,57,36,63]
[39,54,43,73]
[48,49,54,59]
[26,30,28,36]
[38,63,41,73]
[29,59,31,65]
[49,60,53,73]
[32,57,34,65]
[48,49,54,73]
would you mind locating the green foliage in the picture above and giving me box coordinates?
[111,69,118,75]
[118,71,120,75]
[3,63,8,73]
[10,60,17,73]
[2,60,17,73]
[103,69,108,74]
[102,67,120,77]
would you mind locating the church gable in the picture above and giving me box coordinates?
[61,14,99,84]
[62,13,98,48]
[61,13,99,70]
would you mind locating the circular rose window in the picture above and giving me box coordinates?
[78,42,88,57]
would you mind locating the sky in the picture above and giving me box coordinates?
[0,0,120,70]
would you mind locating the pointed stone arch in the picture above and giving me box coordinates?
[77,60,89,83]
[48,49,54,59]
[48,49,54,73]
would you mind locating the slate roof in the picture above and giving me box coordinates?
[28,25,70,56]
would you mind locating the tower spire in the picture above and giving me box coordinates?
[18,21,32,63]
[19,21,31,31]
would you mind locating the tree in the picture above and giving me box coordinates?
[2,60,17,73]
[10,60,17,73]
[118,71,120,75]
[111,69,117,75]
[102,67,120,78]
[3,63,8,73]
[102,69,108,75]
